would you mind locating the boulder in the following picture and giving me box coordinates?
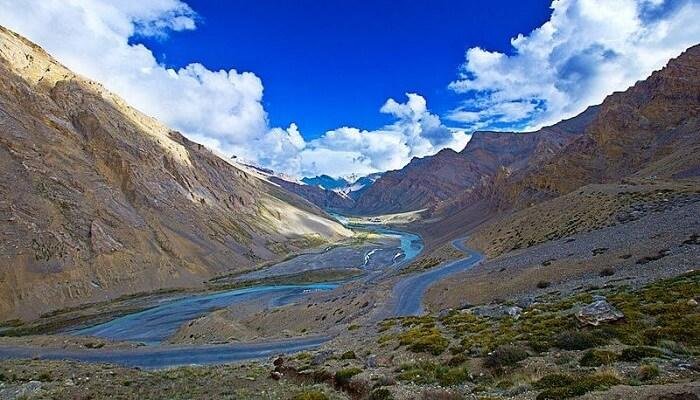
[576,299,624,326]
[504,306,523,320]
[365,355,377,369]
[269,371,283,380]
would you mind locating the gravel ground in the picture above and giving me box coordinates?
[426,194,699,310]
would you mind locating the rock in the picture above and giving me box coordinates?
[437,308,453,319]
[515,297,535,309]
[576,299,624,326]
[504,306,522,319]
[688,299,698,307]
[272,356,284,367]
[311,350,334,366]
[458,302,473,310]
[269,371,283,380]
[365,355,377,369]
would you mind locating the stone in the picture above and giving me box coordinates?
[576,299,624,326]
[458,302,473,310]
[365,354,377,369]
[311,350,334,366]
[687,299,698,307]
[504,306,523,319]
[269,371,283,380]
[515,297,535,309]
[437,308,453,319]
[272,356,284,367]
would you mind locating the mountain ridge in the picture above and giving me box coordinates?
[0,26,351,320]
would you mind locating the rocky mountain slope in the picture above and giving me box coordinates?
[502,44,700,203]
[0,26,351,320]
[350,107,598,216]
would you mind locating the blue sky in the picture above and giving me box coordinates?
[2,0,699,178]
[135,0,553,140]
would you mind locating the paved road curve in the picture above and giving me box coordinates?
[0,236,481,368]
[391,237,483,316]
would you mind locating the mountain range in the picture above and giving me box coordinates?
[2,21,698,322]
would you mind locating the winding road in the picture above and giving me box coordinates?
[0,233,482,369]
[390,237,483,317]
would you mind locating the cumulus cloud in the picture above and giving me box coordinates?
[296,94,469,178]
[0,0,466,178]
[0,0,269,156]
[447,0,700,131]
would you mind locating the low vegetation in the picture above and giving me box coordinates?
[372,271,699,399]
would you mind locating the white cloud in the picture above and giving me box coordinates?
[0,0,468,179]
[0,0,269,155]
[296,94,469,178]
[448,0,700,131]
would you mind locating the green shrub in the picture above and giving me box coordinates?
[536,372,620,399]
[436,366,470,386]
[335,367,362,385]
[340,350,356,360]
[398,327,449,355]
[619,346,663,362]
[396,361,470,386]
[533,373,576,390]
[636,363,660,381]
[369,388,394,400]
[483,345,529,369]
[291,390,329,400]
[537,281,552,289]
[554,330,604,350]
[579,349,618,367]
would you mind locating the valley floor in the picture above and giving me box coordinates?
[0,179,698,399]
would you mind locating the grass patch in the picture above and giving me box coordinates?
[636,363,660,381]
[398,326,449,355]
[554,330,606,350]
[579,349,618,367]
[619,346,663,362]
[369,388,394,400]
[535,372,620,399]
[483,345,529,370]
[291,390,329,400]
[335,367,362,385]
[396,361,470,386]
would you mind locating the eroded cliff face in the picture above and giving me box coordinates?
[0,26,350,320]
[500,44,700,206]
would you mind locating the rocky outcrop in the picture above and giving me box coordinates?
[0,26,350,320]
[501,44,700,205]
[576,298,625,326]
